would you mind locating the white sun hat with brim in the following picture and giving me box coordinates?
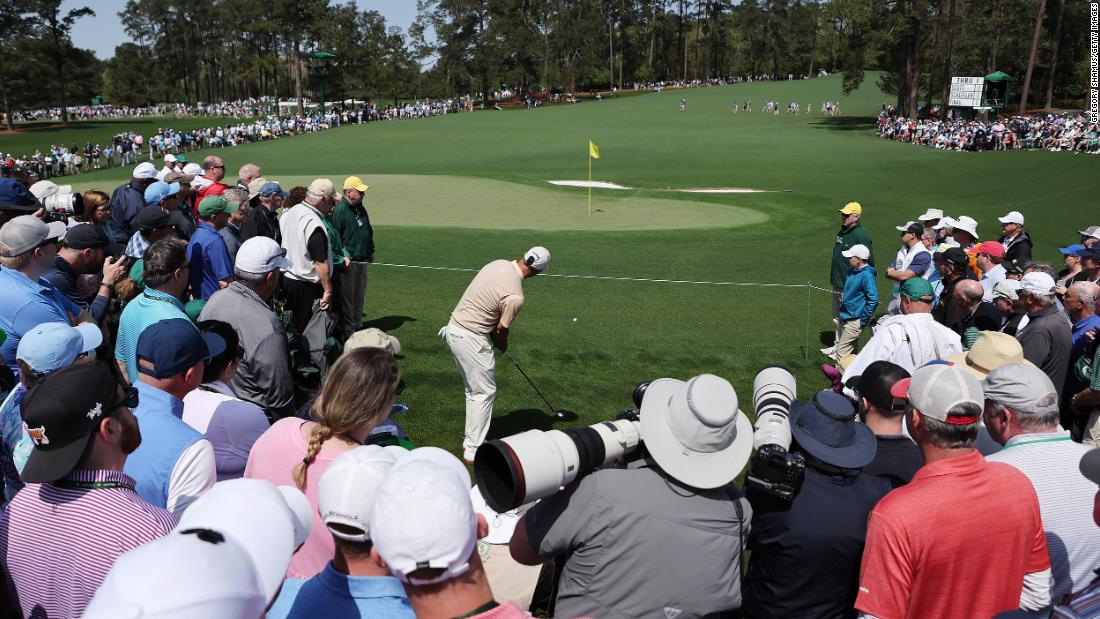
[918,208,944,222]
[933,216,957,230]
[953,215,979,238]
[639,374,753,489]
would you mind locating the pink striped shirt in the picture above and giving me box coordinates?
[0,469,176,619]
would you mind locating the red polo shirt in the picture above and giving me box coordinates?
[855,449,1049,619]
[193,179,228,216]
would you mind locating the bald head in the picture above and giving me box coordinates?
[238,163,261,185]
[202,155,225,182]
[954,279,984,309]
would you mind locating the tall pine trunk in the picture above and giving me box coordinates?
[1043,0,1066,109]
[937,0,957,120]
[1018,0,1047,114]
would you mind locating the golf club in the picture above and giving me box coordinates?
[503,350,578,421]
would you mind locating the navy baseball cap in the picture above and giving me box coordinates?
[136,318,226,378]
[259,181,288,198]
[0,178,41,212]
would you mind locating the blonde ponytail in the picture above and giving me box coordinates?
[293,423,332,488]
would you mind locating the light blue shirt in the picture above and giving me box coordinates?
[115,288,193,383]
[266,562,414,619]
[0,268,79,374]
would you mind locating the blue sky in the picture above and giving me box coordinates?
[64,0,421,60]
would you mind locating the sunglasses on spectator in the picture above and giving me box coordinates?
[107,385,140,411]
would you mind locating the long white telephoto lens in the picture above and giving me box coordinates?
[751,366,797,451]
[474,420,641,513]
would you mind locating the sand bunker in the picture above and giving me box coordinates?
[547,180,632,190]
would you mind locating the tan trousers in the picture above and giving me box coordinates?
[835,319,863,359]
[1083,411,1100,447]
[441,321,496,460]
[479,542,542,611]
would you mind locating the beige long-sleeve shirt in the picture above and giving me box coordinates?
[450,259,525,335]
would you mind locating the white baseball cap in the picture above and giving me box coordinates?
[918,208,943,222]
[83,528,267,619]
[175,478,311,602]
[891,363,984,424]
[894,220,916,232]
[345,328,401,355]
[370,452,477,586]
[842,244,870,260]
[132,161,157,179]
[992,279,1022,301]
[932,216,957,230]
[639,374,753,489]
[234,236,292,274]
[998,211,1025,225]
[0,215,67,256]
[1019,272,1057,296]
[318,445,398,542]
[523,246,551,272]
[182,162,203,177]
[952,215,979,238]
[164,153,177,164]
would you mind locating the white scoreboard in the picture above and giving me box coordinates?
[948,76,985,108]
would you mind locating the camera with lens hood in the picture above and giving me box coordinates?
[745,366,806,501]
[474,381,650,513]
[41,188,84,219]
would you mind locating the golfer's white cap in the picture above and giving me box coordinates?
[82,528,267,619]
[370,450,476,586]
[841,244,870,260]
[132,161,157,179]
[998,211,1025,225]
[318,445,399,543]
[175,478,311,602]
[918,208,943,222]
[524,246,551,272]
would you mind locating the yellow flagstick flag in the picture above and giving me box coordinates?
[587,140,599,216]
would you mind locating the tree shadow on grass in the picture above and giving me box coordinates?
[362,315,417,332]
[810,116,877,131]
[487,408,559,439]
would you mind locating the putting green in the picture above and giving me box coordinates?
[71,174,768,231]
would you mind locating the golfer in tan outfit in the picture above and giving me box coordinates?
[441,247,550,461]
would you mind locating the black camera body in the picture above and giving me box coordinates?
[746,444,805,501]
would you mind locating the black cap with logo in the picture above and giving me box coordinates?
[20,364,131,483]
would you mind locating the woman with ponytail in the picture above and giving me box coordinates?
[244,347,399,578]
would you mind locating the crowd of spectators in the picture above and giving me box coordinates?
[3,98,282,124]
[877,108,1100,153]
[4,151,1100,618]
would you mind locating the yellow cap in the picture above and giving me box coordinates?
[839,202,862,215]
[343,176,369,192]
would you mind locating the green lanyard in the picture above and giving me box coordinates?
[1003,436,1072,450]
[55,479,133,491]
[451,600,499,619]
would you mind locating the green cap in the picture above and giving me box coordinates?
[174,154,188,164]
[198,195,238,217]
[900,277,934,301]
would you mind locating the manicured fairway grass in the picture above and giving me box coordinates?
[17,73,1098,457]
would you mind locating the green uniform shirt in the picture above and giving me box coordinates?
[831,222,874,288]
[1091,344,1100,391]
[332,198,375,262]
[322,216,349,274]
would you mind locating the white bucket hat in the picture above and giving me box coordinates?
[953,215,979,238]
[933,216,956,230]
[639,374,753,489]
[918,208,943,222]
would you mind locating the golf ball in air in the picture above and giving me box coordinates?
[572,317,577,322]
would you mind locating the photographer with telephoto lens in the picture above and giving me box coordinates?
[505,374,753,619]
[742,389,891,619]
